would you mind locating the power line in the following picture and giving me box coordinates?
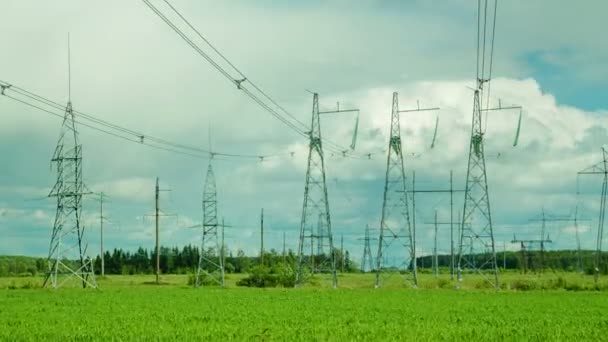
[3,77,379,162]
[141,0,373,160]
[141,0,309,138]
[160,0,309,132]
[458,0,502,290]
[484,0,499,112]
[0,80,296,161]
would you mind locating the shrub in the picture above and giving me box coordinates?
[437,278,452,289]
[564,282,583,291]
[511,279,538,291]
[237,264,295,288]
[187,271,223,286]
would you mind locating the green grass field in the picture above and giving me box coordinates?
[2,273,608,340]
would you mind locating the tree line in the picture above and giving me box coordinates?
[0,246,356,277]
[2,248,608,277]
[91,245,358,275]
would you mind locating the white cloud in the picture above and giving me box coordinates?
[90,177,156,203]
[1,1,607,258]
[561,224,591,236]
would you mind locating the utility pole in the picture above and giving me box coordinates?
[375,93,439,288]
[296,93,358,288]
[341,233,345,273]
[260,208,264,266]
[44,35,96,289]
[99,192,106,277]
[512,239,529,274]
[155,178,160,284]
[434,210,439,277]
[283,231,286,265]
[503,241,507,270]
[450,170,454,280]
[574,205,583,273]
[540,210,547,272]
[412,171,417,276]
[578,147,608,282]
[457,210,461,262]
[144,177,174,285]
[510,236,550,274]
[414,172,465,281]
[526,210,586,273]
[221,219,226,287]
[512,211,553,274]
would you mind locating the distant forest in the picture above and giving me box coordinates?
[1,246,607,277]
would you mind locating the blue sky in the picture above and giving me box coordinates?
[0,0,607,265]
[526,49,606,111]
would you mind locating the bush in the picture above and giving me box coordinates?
[564,282,583,291]
[187,271,223,286]
[511,279,539,291]
[237,264,295,288]
[237,271,278,288]
[437,278,452,289]
[473,279,496,290]
[6,280,37,290]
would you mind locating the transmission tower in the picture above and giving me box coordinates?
[296,93,357,287]
[43,37,96,289]
[359,224,375,272]
[375,93,439,288]
[578,148,608,281]
[457,79,500,287]
[296,93,335,287]
[375,92,414,287]
[456,0,525,289]
[194,162,224,287]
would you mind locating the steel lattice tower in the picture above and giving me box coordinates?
[194,163,224,287]
[361,224,374,272]
[296,93,337,287]
[375,92,417,288]
[316,213,326,256]
[578,147,608,281]
[43,39,96,289]
[457,83,499,288]
[44,95,95,288]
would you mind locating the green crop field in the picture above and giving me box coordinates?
[2,273,608,341]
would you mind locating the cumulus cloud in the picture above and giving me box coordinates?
[91,177,156,203]
[0,1,606,260]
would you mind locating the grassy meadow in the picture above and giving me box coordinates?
[1,272,608,340]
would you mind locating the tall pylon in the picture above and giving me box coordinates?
[44,36,96,289]
[194,162,224,287]
[574,205,583,273]
[457,82,499,288]
[457,0,503,289]
[360,224,375,272]
[578,147,608,281]
[375,92,417,288]
[316,213,325,257]
[296,93,337,288]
